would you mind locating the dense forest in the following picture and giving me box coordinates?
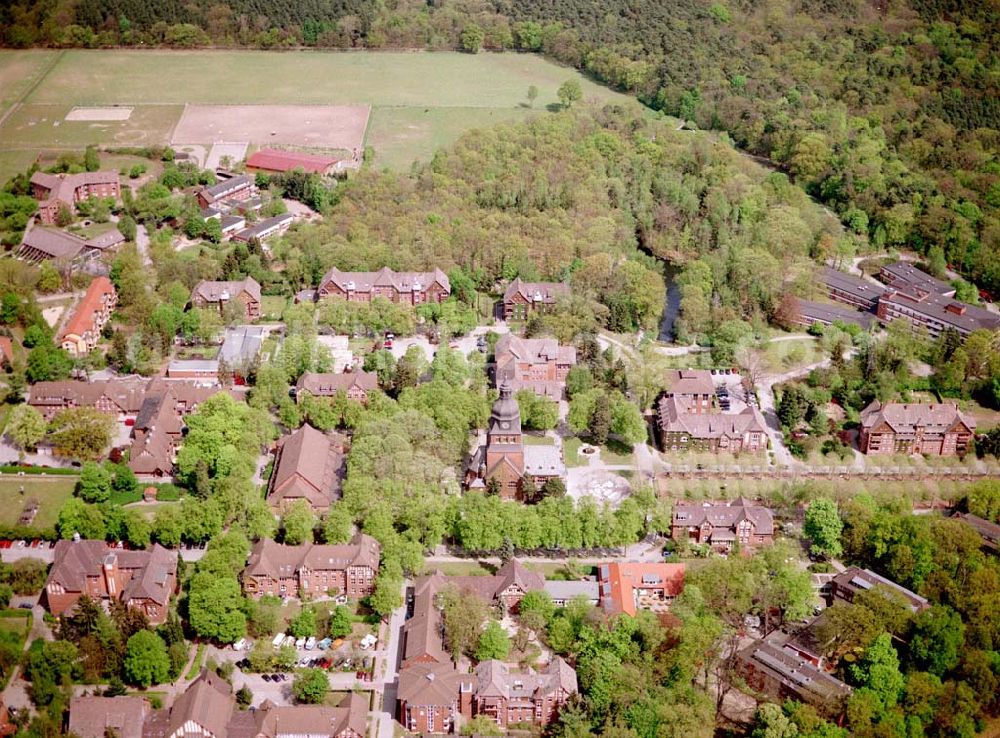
[2,0,998,294]
[268,107,838,341]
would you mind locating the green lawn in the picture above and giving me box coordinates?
[0,49,635,182]
[261,295,288,321]
[563,437,586,467]
[0,49,61,115]
[0,475,77,531]
[67,221,119,240]
[523,433,555,446]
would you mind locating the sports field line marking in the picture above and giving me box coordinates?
[0,50,65,130]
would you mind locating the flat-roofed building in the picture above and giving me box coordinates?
[821,266,887,311]
[790,298,876,331]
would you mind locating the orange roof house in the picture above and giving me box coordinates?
[597,562,685,617]
[59,277,117,357]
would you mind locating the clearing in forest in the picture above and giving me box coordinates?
[0,49,634,179]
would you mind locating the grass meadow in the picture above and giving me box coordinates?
[0,49,634,179]
[0,475,77,530]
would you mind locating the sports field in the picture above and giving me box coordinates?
[0,49,633,178]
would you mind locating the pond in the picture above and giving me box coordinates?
[657,262,682,342]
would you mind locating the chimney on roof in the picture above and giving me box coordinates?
[426,673,435,682]
[945,302,966,315]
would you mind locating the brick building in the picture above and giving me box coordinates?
[829,567,929,613]
[44,540,177,624]
[28,378,148,421]
[671,497,774,553]
[596,562,685,617]
[137,670,366,738]
[316,267,450,305]
[296,371,379,404]
[242,534,380,600]
[657,399,767,453]
[196,175,256,208]
[663,369,715,414]
[493,334,576,399]
[821,263,1000,339]
[859,400,974,456]
[465,383,565,500]
[190,277,261,321]
[30,171,121,225]
[499,278,569,321]
[737,641,852,716]
[266,424,345,512]
[59,276,117,357]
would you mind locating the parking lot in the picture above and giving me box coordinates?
[711,370,756,414]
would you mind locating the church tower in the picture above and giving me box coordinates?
[484,382,525,499]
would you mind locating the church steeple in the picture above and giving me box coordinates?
[489,382,522,438]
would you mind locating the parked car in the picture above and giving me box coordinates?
[262,674,272,682]
[233,638,248,651]
[295,637,306,649]
[284,635,297,647]
[305,637,316,650]
[272,633,286,648]
[316,638,332,650]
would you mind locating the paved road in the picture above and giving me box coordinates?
[136,224,152,268]
[372,582,408,738]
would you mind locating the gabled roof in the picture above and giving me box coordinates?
[318,267,450,296]
[831,566,928,612]
[244,534,381,579]
[48,541,177,605]
[657,398,767,438]
[859,400,975,435]
[494,559,545,595]
[31,170,119,204]
[665,369,714,396]
[28,379,147,413]
[252,693,367,738]
[296,371,378,395]
[597,562,685,617]
[502,278,569,305]
[165,670,234,738]
[672,497,774,535]
[267,424,344,508]
[69,696,149,738]
[246,149,341,175]
[60,276,115,341]
[397,662,463,706]
[495,334,576,366]
[127,430,175,476]
[198,175,254,203]
[20,227,87,260]
[191,277,261,305]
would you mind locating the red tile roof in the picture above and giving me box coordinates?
[60,276,115,340]
[597,562,685,617]
[246,149,340,174]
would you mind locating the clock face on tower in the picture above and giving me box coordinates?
[501,422,510,429]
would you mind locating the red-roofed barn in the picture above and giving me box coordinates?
[246,149,342,176]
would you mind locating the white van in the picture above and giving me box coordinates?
[233,638,249,651]
[272,633,286,648]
